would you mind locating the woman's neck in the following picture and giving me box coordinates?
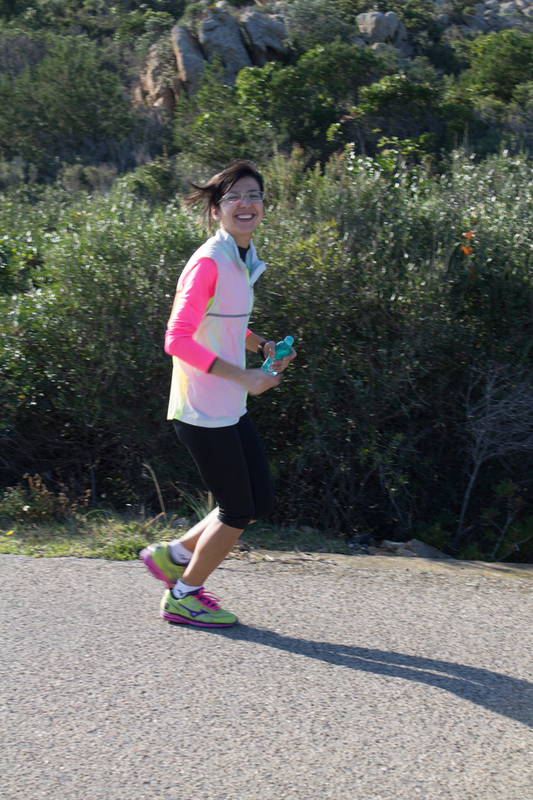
[220,225,252,249]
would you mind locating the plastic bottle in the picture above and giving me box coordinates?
[261,336,294,375]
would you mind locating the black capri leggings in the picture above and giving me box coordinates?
[173,413,275,529]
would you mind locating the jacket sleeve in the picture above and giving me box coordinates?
[164,257,218,373]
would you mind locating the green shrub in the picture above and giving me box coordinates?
[285,0,356,52]
[0,474,90,522]
[0,34,135,170]
[464,30,533,103]
[3,149,533,560]
[174,58,275,170]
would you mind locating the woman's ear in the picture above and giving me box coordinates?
[212,205,220,220]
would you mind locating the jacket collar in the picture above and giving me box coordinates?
[215,228,266,285]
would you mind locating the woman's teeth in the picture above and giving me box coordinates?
[236,214,253,220]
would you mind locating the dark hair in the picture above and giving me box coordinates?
[183,160,264,231]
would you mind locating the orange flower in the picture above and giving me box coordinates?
[463,231,474,240]
[461,245,473,256]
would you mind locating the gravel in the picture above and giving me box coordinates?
[1,553,532,800]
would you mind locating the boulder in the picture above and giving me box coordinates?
[371,41,398,55]
[140,44,178,115]
[199,6,252,84]
[483,8,508,27]
[240,9,287,66]
[356,10,400,43]
[381,540,417,557]
[406,538,453,560]
[463,12,490,30]
[500,0,520,12]
[371,41,406,64]
[171,25,206,96]
[392,19,412,56]
[380,538,452,559]
[484,0,500,8]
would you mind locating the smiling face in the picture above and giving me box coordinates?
[212,175,265,248]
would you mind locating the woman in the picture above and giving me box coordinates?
[141,160,296,627]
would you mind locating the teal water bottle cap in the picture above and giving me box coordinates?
[284,336,294,346]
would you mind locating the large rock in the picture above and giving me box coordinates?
[240,9,287,66]
[171,26,205,96]
[380,538,453,559]
[199,6,252,84]
[463,11,490,30]
[406,539,453,560]
[500,1,520,13]
[356,10,411,55]
[381,540,417,557]
[356,11,400,43]
[140,45,178,115]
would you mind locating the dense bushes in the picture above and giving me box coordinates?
[0,29,169,179]
[2,150,533,561]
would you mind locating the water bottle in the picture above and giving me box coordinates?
[261,336,294,375]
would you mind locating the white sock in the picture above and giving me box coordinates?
[169,539,193,565]
[171,579,203,600]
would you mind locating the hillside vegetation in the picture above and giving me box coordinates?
[2,1,533,561]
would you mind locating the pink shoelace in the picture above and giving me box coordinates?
[195,588,221,610]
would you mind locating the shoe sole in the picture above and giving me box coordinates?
[140,549,175,589]
[160,609,237,627]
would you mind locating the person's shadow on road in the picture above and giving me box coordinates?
[178,623,533,728]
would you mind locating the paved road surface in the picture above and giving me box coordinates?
[1,553,533,800]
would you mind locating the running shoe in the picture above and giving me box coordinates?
[140,542,186,589]
[160,588,237,627]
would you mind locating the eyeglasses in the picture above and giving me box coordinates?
[221,190,265,205]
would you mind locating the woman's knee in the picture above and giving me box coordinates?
[253,493,275,521]
[217,501,255,530]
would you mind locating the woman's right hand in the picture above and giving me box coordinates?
[240,368,281,396]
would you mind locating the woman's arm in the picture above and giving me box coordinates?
[165,258,219,372]
[245,330,269,355]
[209,357,280,395]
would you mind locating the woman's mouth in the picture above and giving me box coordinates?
[235,214,254,220]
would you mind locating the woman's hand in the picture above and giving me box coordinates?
[263,341,297,374]
[209,358,281,395]
[240,368,281,396]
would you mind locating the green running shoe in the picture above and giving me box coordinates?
[140,542,186,589]
[160,588,237,627]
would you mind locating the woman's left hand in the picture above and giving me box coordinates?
[263,341,297,373]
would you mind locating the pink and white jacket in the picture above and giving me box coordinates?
[165,228,265,427]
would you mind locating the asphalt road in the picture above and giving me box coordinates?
[1,552,533,800]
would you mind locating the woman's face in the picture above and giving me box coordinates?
[213,175,264,248]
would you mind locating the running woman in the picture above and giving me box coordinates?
[141,160,296,627]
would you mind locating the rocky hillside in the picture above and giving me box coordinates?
[140,0,533,106]
[3,0,533,180]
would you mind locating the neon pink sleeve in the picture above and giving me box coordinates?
[164,257,218,372]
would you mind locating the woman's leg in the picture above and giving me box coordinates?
[172,418,256,588]
[178,414,275,587]
[177,506,220,552]
[181,518,243,587]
